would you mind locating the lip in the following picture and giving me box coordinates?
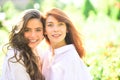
[52,34,61,38]
[29,39,39,43]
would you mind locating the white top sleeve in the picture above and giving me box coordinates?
[0,49,31,80]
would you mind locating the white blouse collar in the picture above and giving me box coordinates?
[53,44,74,55]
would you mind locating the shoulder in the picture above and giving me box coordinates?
[6,48,18,56]
[61,44,78,57]
[57,44,83,65]
[4,48,20,62]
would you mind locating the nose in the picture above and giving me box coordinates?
[53,25,59,32]
[31,31,36,37]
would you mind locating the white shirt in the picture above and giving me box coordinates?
[0,49,31,80]
[42,44,93,80]
[0,39,48,80]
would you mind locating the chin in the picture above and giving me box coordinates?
[28,45,35,49]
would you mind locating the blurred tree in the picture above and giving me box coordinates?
[108,0,120,20]
[40,0,57,11]
[82,0,97,19]
[26,0,37,9]
[0,21,3,28]
[54,0,66,9]
[2,1,18,20]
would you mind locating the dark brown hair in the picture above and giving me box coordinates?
[44,8,85,58]
[6,9,45,80]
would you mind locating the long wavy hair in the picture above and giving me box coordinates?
[44,8,85,58]
[5,9,45,80]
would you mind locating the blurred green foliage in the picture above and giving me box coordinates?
[0,0,120,80]
[2,1,18,20]
[82,0,97,19]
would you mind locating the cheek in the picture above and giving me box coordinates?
[24,33,28,38]
[45,30,51,36]
[37,32,44,38]
[63,29,67,37]
[62,28,67,33]
[40,34,44,39]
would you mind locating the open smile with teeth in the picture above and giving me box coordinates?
[29,40,38,43]
[52,34,61,38]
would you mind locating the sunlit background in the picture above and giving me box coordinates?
[0,0,120,80]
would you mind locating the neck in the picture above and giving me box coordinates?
[51,41,66,49]
[50,41,66,56]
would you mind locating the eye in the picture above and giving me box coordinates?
[46,23,53,27]
[58,22,65,26]
[36,28,42,32]
[24,28,29,32]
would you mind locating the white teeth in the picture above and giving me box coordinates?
[52,34,60,37]
[29,40,37,42]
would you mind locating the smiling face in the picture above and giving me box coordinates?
[24,18,44,49]
[45,15,67,48]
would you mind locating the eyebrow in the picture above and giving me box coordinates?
[25,27,43,29]
[46,21,53,23]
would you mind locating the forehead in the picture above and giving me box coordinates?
[26,18,43,28]
[46,15,58,22]
[46,14,66,23]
